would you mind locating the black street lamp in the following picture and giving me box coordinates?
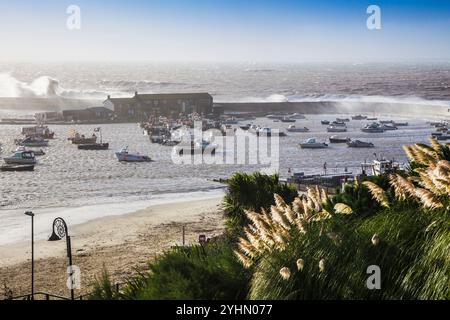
[24,211,35,300]
[48,217,74,300]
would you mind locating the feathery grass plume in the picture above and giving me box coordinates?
[415,143,439,160]
[239,238,258,258]
[295,217,308,233]
[333,203,353,215]
[319,259,325,272]
[296,259,305,271]
[390,174,417,200]
[403,145,417,163]
[418,171,443,195]
[244,227,262,251]
[235,250,253,268]
[274,193,287,208]
[284,205,297,224]
[371,234,380,246]
[429,137,444,156]
[270,205,291,230]
[292,197,303,216]
[279,267,291,280]
[363,181,390,208]
[415,188,443,209]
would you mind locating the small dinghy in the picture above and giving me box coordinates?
[0,164,35,172]
[115,147,151,162]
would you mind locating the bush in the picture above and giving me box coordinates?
[223,172,297,234]
[90,238,251,300]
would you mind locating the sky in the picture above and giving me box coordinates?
[0,0,449,63]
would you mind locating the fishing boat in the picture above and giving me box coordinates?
[329,136,350,143]
[327,125,347,132]
[0,164,35,172]
[361,123,384,133]
[78,143,109,150]
[3,149,36,165]
[69,133,97,144]
[15,137,49,147]
[21,125,55,139]
[77,127,109,150]
[115,147,152,162]
[347,140,375,148]
[299,138,328,149]
[286,125,309,132]
[352,115,367,120]
[321,120,330,125]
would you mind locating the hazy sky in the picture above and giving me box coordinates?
[0,0,449,63]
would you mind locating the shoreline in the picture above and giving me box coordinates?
[0,196,225,298]
[0,189,225,246]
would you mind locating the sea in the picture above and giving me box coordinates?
[0,62,449,244]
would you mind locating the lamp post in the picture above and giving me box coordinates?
[48,217,74,300]
[24,211,35,300]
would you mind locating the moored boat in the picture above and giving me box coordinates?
[327,125,347,132]
[3,149,36,165]
[0,164,35,172]
[352,115,367,120]
[286,125,309,132]
[381,124,398,130]
[336,117,350,122]
[115,147,151,162]
[281,117,296,123]
[15,137,49,147]
[361,123,384,133]
[78,143,109,150]
[347,140,375,148]
[299,138,328,149]
[321,120,330,125]
[329,135,350,143]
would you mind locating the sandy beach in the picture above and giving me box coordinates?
[0,197,224,299]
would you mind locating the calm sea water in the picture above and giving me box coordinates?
[0,115,437,211]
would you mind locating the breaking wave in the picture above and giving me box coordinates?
[0,74,61,97]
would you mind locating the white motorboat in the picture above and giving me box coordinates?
[115,147,151,162]
[3,149,37,165]
[15,146,45,156]
[299,138,328,149]
[286,125,309,132]
[327,125,347,132]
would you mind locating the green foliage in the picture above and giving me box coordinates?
[88,268,121,300]
[248,201,450,300]
[92,238,251,300]
[223,172,297,233]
